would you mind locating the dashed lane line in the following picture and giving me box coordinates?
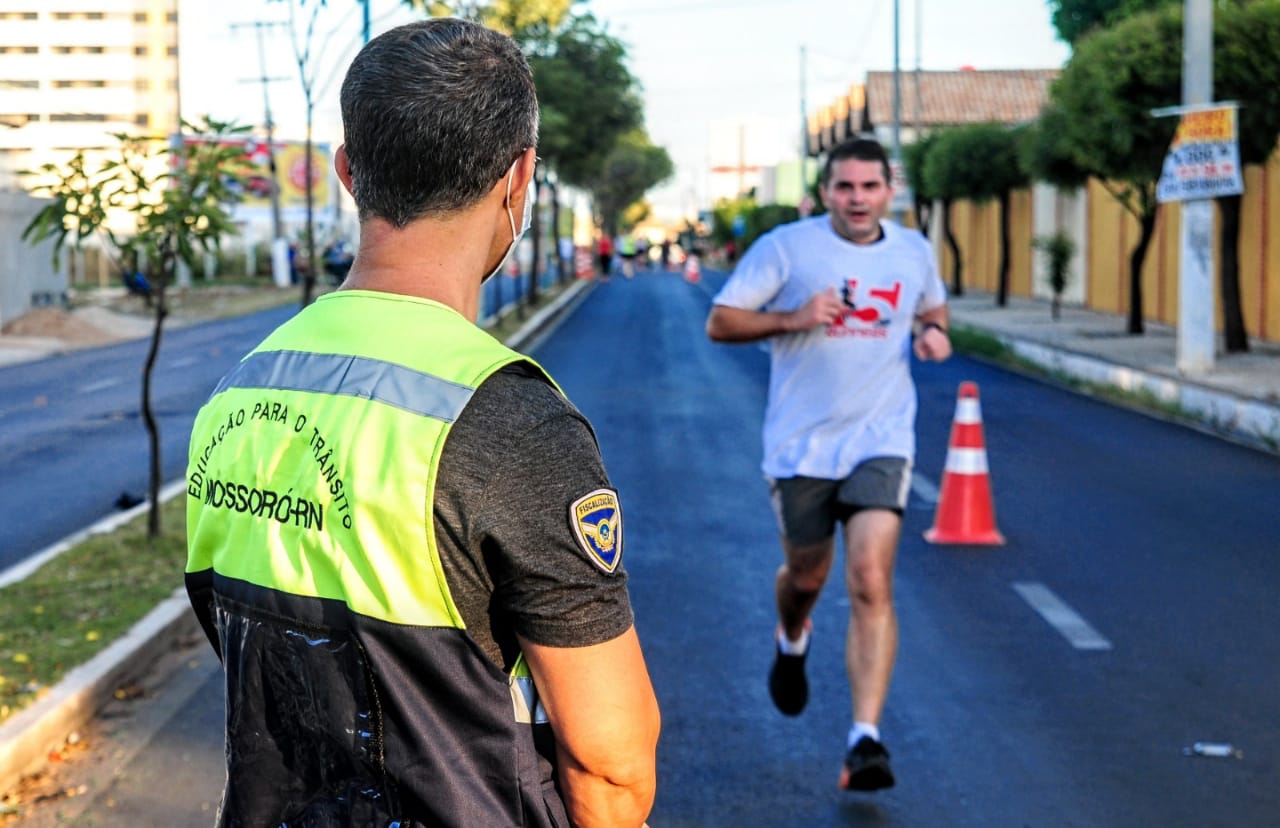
[911,474,940,505]
[1013,581,1113,651]
[79,379,121,393]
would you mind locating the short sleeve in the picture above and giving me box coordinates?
[479,413,634,648]
[912,232,948,312]
[433,365,634,670]
[711,232,788,311]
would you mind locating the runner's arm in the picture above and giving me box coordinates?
[519,626,660,828]
[913,305,952,361]
[706,288,845,342]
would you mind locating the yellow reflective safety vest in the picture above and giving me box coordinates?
[186,290,568,827]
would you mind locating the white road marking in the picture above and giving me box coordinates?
[911,474,939,504]
[80,379,121,393]
[169,357,199,368]
[1013,581,1113,651]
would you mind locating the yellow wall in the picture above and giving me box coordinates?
[945,158,1280,345]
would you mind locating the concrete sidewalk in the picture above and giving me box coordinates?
[948,291,1280,455]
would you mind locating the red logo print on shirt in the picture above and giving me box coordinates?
[828,279,902,337]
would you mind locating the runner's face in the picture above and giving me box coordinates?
[820,158,892,244]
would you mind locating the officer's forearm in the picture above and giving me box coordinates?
[557,754,657,828]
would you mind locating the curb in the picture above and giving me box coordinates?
[0,278,598,798]
[973,328,1280,455]
[0,590,201,794]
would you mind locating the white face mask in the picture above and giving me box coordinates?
[484,160,535,283]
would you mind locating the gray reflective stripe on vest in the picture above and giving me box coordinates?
[510,674,549,725]
[213,349,475,421]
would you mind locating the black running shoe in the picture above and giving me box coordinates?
[768,632,809,716]
[839,736,895,791]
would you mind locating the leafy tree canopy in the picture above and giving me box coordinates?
[529,13,644,189]
[589,130,673,233]
[22,117,252,275]
[1019,103,1090,190]
[922,123,1026,205]
[411,0,582,35]
[1215,0,1280,165]
[1048,3,1182,206]
[1047,0,1173,44]
[902,133,939,201]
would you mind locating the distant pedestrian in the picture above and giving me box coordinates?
[597,233,614,278]
[705,136,950,793]
[618,231,638,278]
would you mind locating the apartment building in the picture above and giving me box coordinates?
[0,0,180,189]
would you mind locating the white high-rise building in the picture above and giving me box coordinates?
[0,0,180,190]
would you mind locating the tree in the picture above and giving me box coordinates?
[1212,0,1280,353]
[902,134,938,237]
[22,118,251,537]
[1018,103,1091,193]
[589,130,673,236]
[1034,232,1077,320]
[413,0,581,33]
[919,130,965,295]
[271,0,335,308]
[1050,4,1182,333]
[526,12,643,300]
[923,125,1026,300]
[1047,0,1172,44]
[529,14,644,254]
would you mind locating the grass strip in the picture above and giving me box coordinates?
[0,496,187,725]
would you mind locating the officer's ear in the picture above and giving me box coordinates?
[335,145,354,196]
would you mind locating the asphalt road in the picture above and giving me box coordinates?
[0,304,299,570]
[9,270,1280,826]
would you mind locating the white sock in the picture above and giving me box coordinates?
[848,722,880,748]
[776,625,810,655]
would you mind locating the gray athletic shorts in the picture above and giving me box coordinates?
[768,456,912,546]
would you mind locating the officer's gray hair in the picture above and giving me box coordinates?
[339,18,539,227]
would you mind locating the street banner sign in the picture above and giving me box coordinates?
[1156,104,1243,203]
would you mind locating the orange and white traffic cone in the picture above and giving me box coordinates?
[924,381,1005,545]
[683,253,701,283]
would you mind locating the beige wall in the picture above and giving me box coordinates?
[934,156,1280,346]
[0,191,64,325]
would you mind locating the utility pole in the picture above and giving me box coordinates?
[1177,0,1215,374]
[231,21,290,286]
[891,0,902,165]
[914,0,922,139]
[799,45,808,162]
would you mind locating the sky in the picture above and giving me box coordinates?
[181,0,1072,223]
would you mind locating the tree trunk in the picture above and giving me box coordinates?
[913,196,931,238]
[548,180,565,284]
[997,189,1011,307]
[1217,194,1249,353]
[528,176,541,308]
[1127,208,1157,335]
[301,117,317,308]
[143,239,174,538]
[941,198,962,296]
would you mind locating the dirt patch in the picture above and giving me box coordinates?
[0,308,122,345]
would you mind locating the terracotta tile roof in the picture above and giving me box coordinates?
[864,68,1059,128]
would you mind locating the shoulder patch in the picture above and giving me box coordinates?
[569,488,623,574]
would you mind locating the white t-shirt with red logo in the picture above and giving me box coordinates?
[712,216,947,479]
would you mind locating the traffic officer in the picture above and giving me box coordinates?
[185,19,660,827]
